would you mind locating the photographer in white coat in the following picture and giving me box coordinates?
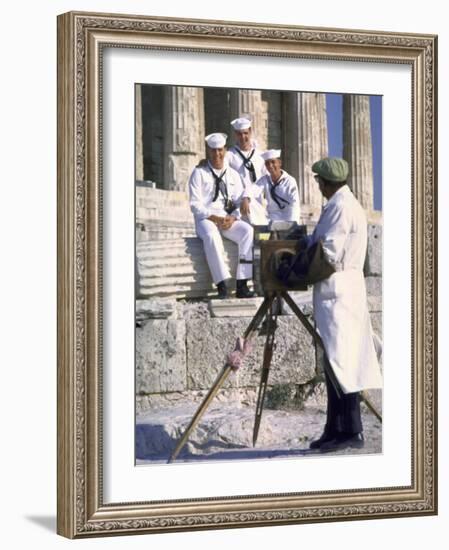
[308,157,383,452]
[188,132,255,299]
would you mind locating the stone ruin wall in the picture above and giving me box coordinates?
[136,289,382,417]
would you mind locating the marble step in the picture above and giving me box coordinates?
[136,237,239,299]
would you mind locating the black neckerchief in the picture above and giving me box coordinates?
[234,147,257,182]
[208,164,228,202]
[268,174,290,210]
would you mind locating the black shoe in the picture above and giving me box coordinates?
[309,430,336,450]
[319,432,364,453]
[216,280,229,299]
[235,280,255,298]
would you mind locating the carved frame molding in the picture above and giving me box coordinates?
[57,11,437,538]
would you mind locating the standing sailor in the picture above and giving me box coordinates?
[188,132,255,299]
[308,157,383,452]
[226,117,268,225]
[253,149,300,224]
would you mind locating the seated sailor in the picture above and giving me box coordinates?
[226,117,268,225]
[251,149,300,225]
[188,132,255,299]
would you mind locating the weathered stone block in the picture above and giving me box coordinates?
[265,380,326,410]
[186,317,316,390]
[209,297,264,318]
[136,298,178,321]
[136,387,259,415]
[362,389,383,417]
[370,312,383,340]
[365,223,382,276]
[280,290,314,316]
[367,295,382,313]
[136,320,186,394]
[365,276,382,296]
[181,301,211,321]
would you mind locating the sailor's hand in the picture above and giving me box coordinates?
[221,215,236,230]
[208,215,225,227]
[240,197,251,216]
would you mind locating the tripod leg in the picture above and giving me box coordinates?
[281,292,341,399]
[280,292,318,340]
[253,296,279,447]
[360,391,382,422]
[243,293,276,339]
[167,365,233,464]
[168,294,275,464]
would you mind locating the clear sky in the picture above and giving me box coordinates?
[326,94,382,211]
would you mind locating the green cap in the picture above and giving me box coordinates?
[312,157,349,183]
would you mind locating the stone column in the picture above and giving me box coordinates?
[135,85,144,181]
[229,89,267,151]
[283,92,328,209]
[140,85,164,185]
[204,88,232,138]
[264,91,282,149]
[343,95,374,210]
[163,86,205,191]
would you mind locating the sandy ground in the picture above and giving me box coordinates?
[136,402,382,465]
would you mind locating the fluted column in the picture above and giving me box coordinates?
[229,89,267,151]
[343,95,374,210]
[163,86,205,191]
[283,92,328,209]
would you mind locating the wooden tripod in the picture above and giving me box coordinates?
[167,291,382,463]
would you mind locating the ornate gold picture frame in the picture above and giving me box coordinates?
[57,11,437,538]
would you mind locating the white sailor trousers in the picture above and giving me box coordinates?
[195,219,254,284]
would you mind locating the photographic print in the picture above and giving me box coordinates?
[135,84,383,465]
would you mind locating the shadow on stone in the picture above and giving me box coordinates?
[136,423,251,461]
[136,423,178,460]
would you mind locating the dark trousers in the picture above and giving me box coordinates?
[324,359,362,436]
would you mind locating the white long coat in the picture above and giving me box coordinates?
[310,185,383,393]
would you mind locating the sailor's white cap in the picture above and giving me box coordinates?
[230,117,252,131]
[205,133,227,148]
[261,149,282,161]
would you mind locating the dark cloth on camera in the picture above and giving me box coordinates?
[275,240,336,288]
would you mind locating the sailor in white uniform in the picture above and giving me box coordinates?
[226,117,269,225]
[252,149,300,224]
[188,132,255,299]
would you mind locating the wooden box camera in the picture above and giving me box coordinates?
[259,240,308,292]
